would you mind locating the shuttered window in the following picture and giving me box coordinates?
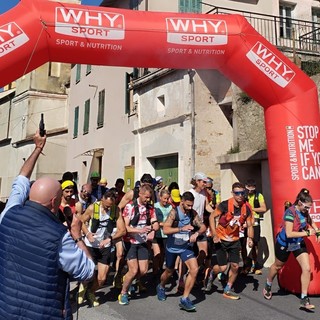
[73,106,79,138]
[179,0,201,13]
[97,89,105,128]
[83,99,90,134]
[76,64,81,83]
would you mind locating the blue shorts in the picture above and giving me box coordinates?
[165,247,195,269]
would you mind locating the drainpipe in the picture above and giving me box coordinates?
[7,96,12,139]
[188,69,196,176]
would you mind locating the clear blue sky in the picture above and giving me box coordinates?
[0,0,101,14]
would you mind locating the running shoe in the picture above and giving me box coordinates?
[300,297,315,310]
[128,285,136,296]
[118,293,129,305]
[203,278,213,292]
[86,291,100,307]
[77,283,87,304]
[156,284,166,301]
[254,269,262,275]
[179,297,196,311]
[263,284,272,300]
[223,290,240,300]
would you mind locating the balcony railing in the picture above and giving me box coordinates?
[203,3,320,56]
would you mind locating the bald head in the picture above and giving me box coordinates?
[29,177,62,213]
[81,183,92,193]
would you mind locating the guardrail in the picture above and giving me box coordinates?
[203,3,320,55]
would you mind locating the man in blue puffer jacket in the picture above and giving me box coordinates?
[0,130,95,319]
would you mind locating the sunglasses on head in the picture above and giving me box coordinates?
[233,191,245,196]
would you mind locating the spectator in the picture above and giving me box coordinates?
[90,171,106,200]
[99,177,108,190]
[60,171,79,201]
[76,183,97,214]
[0,130,94,319]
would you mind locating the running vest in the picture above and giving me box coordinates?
[280,205,311,233]
[219,198,250,227]
[130,199,152,227]
[277,205,309,247]
[86,202,116,248]
[167,206,195,253]
[91,201,116,233]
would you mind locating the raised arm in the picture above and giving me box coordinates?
[0,130,46,223]
[20,130,46,178]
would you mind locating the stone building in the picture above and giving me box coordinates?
[0,0,81,200]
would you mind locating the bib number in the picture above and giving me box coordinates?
[173,232,189,246]
[287,242,301,252]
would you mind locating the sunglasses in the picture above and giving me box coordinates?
[206,187,212,190]
[300,202,312,210]
[233,191,245,196]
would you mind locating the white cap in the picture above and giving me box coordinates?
[155,176,163,182]
[193,172,208,182]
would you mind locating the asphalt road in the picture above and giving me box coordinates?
[71,269,319,320]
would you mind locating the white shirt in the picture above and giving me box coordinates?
[189,188,206,222]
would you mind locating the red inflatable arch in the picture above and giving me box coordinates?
[1,0,319,293]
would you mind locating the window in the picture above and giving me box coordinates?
[76,64,81,83]
[97,89,105,128]
[312,8,320,43]
[73,106,79,138]
[179,0,201,13]
[86,64,92,75]
[125,72,131,115]
[130,0,140,10]
[279,3,294,39]
[83,99,90,135]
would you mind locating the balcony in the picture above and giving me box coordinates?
[204,4,320,57]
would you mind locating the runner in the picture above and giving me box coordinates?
[263,188,319,310]
[209,182,253,300]
[118,184,159,305]
[156,191,206,311]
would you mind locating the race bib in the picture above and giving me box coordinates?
[173,232,189,246]
[287,242,301,252]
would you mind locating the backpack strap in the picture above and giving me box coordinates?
[90,202,101,233]
[130,199,140,227]
[171,207,195,228]
[220,198,249,226]
[171,208,179,228]
[93,202,100,219]
[130,199,152,227]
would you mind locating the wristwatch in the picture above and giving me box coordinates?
[74,237,83,243]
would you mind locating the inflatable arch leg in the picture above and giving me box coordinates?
[0,0,319,294]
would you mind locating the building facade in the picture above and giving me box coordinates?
[0,0,81,200]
